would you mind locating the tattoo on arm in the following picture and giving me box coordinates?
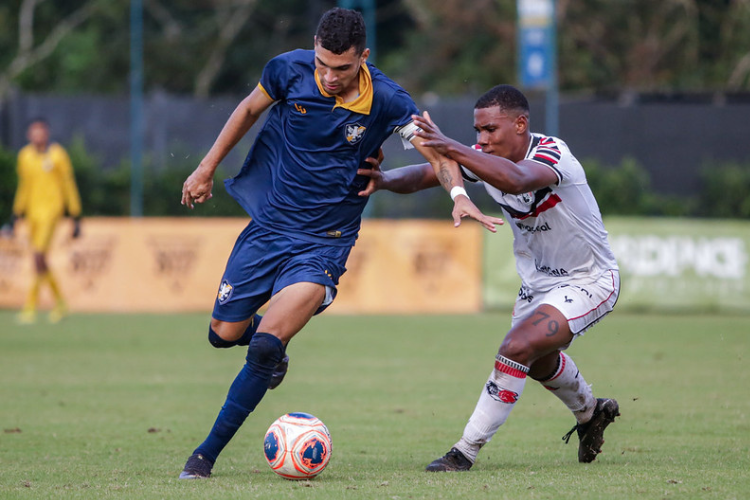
[437,161,454,190]
[532,311,560,337]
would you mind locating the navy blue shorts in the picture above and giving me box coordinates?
[212,221,352,322]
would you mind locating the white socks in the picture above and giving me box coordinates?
[453,352,597,463]
[539,352,596,424]
[454,355,528,463]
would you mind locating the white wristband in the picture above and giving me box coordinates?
[450,186,469,201]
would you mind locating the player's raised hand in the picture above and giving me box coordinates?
[413,111,456,156]
[181,166,214,209]
[357,149,385,197]
[452,195,504,233]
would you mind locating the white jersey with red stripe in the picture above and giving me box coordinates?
[461,133,619,291]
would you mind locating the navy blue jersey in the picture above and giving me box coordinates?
[225,49,419,246]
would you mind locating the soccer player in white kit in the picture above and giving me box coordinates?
[358,84,621,470]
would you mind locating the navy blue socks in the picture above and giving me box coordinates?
[194,332,284,462]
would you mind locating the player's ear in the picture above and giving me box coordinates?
[515,114,528,135]
[360,48,370,64]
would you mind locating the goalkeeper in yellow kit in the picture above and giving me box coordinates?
[7,118,82,324]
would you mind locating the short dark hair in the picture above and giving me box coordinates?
[26,117,50,129]
[315,7,366,55]
[475,85,530,116]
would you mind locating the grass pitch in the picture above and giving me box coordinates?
[1,310,748,499]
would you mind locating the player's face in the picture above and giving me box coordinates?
[473,106,527,162]
[314,40,369,97]
[27,122,50,149]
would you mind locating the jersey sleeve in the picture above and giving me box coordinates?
[527,136,565,184]
[12,150,29,216]
[387,87,420,149]
[55,145,82,217]
[258,53,292,102]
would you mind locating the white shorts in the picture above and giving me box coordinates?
[511,269,620,337]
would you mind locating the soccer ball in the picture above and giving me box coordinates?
[263,412,332,480]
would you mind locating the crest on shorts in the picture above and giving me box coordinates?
[217,280,234,304]
[345,123,366,145]
[486,380,519,404]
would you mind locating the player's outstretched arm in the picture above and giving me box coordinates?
[410,116,503,233]
[356,158,439,197]
[182,87,274,209]
[413,111,557,195]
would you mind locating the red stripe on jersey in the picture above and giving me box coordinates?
[517,193,562,220]
[495,359,528,379]
[534,152,560,166]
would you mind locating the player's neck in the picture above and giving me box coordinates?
[510,134,532,163]
[33,143,49,153]
[339,83,360,103]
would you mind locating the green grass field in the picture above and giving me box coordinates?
[1,310,748,499]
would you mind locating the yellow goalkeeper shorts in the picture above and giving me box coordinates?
[27,216,60,252]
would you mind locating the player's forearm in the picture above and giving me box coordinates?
[381,163,439,194]
[430,156,465,193]
[444,143,528,194]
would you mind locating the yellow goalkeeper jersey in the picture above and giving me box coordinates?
[13,143,82,220]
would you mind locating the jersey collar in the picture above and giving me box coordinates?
[315,63,373,115]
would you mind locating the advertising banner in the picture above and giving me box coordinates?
[332,219,483,314]
[0,218,483,314]
[483,217,750,314]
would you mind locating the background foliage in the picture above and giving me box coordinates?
[1,0,749,221]
[2,141,748,221]
[1,0,749,99]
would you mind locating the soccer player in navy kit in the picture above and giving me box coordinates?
[358,85,621,471]
[178,7,502,479]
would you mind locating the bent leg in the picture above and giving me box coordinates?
[451,305,574,464]
[189,282,326,464]
[193,332,285,462]
[533,351,596,424]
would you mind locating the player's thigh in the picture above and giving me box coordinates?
[502,304,573,366]
[29,216,58,252]
[259,282,327,343]
[259,241,352,342]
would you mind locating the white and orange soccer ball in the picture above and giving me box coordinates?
[263,412,332,480]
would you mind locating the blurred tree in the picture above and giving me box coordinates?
[0,0,749,98]
[0,0,105,99]
[381,0,517,95]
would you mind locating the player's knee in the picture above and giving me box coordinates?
[246,333,285,367]
[208,326,236,348]
[498,336,533,366]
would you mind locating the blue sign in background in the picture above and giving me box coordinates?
[519,25,553,88]
[518,0,555,89]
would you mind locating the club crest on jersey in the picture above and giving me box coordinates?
[217,280,234,304]
[518,192,534,206]
[486,380,519,404]
[345,123,366,145]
